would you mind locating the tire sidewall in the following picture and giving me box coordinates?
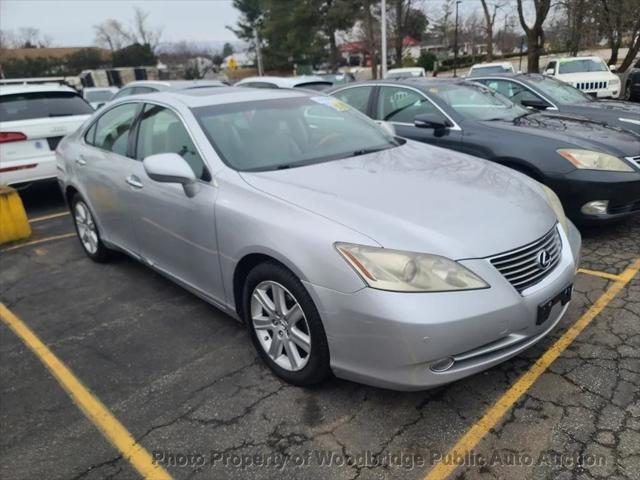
[243,262,330,386]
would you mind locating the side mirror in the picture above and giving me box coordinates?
[414,113,452,130]
[609,65,617,72]
[545,68,555,75]
[521,98,550,110]
[376,120,396,137]
[143,153,198,196]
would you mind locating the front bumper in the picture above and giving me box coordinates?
[305,223,581,391]
[545,168,640,223]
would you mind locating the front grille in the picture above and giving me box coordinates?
[575,81,608,91]
[489,226,562,293]
[626,155,640,169]
[608,199,640,215]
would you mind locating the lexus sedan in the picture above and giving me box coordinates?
[471,73,640,134]
[57,87,580,390]
[329,79,640,223]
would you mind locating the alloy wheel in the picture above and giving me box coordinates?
[250,280,311,371]
[74,201,99,255]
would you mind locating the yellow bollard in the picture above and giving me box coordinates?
[0,185,32,245]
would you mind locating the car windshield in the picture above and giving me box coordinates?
[0,91,94,121]
[85,90,115,102]
[469,65,513,76]
[528,76,592,104]
[193,96,400,171]
[428,83,528,121]
[558,59,608,74]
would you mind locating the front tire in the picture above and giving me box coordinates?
[71,194,111,262]
[243,262,330,386]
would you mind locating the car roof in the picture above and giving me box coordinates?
[236,76,331,87]
[0,84,78,96]
[470,62,512,68]
[121,86,310,108]
[386,67,424,73]
[121,80,227,90]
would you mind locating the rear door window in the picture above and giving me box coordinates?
[0,91,93,121]
[376,86,444,123]
[90,103,139,157]
[332,86,374,115]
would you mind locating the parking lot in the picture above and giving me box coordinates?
[1,181,639,480]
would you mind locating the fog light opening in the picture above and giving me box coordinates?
[581,200,609,216]
[430,356,455,373]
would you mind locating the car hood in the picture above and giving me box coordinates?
[575,99,640,115]
[482,112,640,157]
[555,71,617,82]
[239,141,556,259]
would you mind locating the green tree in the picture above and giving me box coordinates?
[222,42,234,57]
[66,48,107,73]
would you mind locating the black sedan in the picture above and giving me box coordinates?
[623,58,640,102]
[469,73,640,134]
[328,78,640,224]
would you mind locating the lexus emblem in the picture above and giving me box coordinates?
[537,250,551,269]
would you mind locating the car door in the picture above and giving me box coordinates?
[126,103,223,301]
[74,102,141,253]
[374,85,462,150]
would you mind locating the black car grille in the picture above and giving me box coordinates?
[608,200,640,215]
[489,226,562,293]
[574,81,608,91]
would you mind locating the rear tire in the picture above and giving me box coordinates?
[71,194,111,263]
[243,262,331,386]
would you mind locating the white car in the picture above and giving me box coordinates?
[235,75,333,91]
[0,85,93,185]
[384,67,426,79]
[468,62,515,77]
[543,56,621,98]
[82,86,119,110]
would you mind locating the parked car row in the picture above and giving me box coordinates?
[3,72,638,391]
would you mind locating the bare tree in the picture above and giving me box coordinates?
[0,30,16,49]
[480,0,502,61]
[94,19,129,52]
[131,7,163,50]
[619,15,640,72]
[516,0,552,72]
[362,0,379,79]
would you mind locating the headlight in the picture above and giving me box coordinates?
[335,243,489,292]
[557,149,634,172]
[541,185,568,235]
[610,77,620,86]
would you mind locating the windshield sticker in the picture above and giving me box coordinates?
[310,96,350,111]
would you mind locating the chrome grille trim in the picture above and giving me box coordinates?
[489,226,562,293]
[626,155,640,169]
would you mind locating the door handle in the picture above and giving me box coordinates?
[125,175,143,189]
[75,155,87,166]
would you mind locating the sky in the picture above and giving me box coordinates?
[0,0,241,47]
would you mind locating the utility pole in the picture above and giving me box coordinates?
[254,27,264,76]
[381,0,388,78]
[453,0,461,77]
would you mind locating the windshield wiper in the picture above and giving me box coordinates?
[351,144,396,157]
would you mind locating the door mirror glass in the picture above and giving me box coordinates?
[545,68,555,75]
[376,121,396,136]
[609,65,617,72]
[414,113,452,130]
[143,153,197,185]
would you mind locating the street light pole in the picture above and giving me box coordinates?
[381,0,388,78]
[453,0,461,77]
[254,27,264,76]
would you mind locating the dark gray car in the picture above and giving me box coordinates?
[328,78,640,224]
[471,73,640,134]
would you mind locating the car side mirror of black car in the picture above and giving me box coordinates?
[414,113,452,130]
[521,98,550,110]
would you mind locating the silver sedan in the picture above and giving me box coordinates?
[56,87,581,390]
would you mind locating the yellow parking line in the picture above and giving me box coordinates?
[29,211,70,223]
[424,258,640,480]
[577,268,624,282]
[0,304,172,480]
[0,232,76,252]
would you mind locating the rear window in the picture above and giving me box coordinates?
[0,91,94,121]
[294,82,333,91]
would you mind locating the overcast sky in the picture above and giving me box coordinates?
[1,0,241,47]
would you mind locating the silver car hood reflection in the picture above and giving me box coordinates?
[240,141,556,259]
